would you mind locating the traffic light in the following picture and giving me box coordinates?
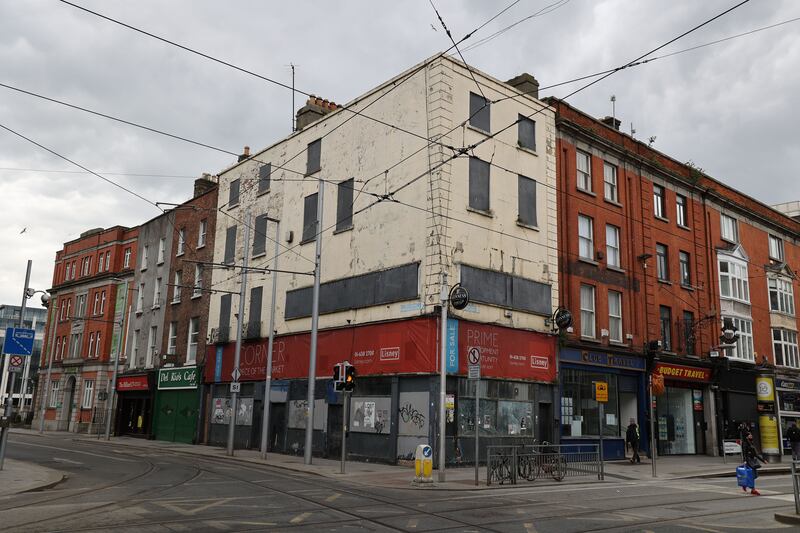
[333,361,356,392]
[344,364,357,392]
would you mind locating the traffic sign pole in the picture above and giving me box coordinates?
[340,391,349,474]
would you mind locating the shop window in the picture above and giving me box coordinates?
[560,368,620,437]
[457,379,535,437]
[656,387,700,455]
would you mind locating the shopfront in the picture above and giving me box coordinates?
[775,375,800,456]
[559,348,647,460]
[154,366,200,444]
[115,372,154,438]
[653,362,711,455]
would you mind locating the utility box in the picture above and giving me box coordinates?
[413,444,433,485]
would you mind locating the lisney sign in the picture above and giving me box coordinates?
[158,366,199,390]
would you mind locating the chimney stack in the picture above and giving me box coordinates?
[194,173,218,197]
[506,73,540,100]
[238,146,251,162]
[295,95,341,131]
[601,116,621,130]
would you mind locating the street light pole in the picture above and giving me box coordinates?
[38,304,58,434]
[260,218,280,460]
[304,181,324,465]
[438,271,448,482]
[104,280,129,440]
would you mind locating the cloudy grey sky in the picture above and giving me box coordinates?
[1,0,797,307]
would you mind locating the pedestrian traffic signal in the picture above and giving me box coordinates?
[344,364,357,392]
[333,361,356,392]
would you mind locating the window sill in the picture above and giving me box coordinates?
[677,224,691,232]
[604,198,623,208]
[680,284,694,292]
[176,252,185,257]
[657,279,672,286]
[305,169,321,177]
[257,188,271,197]
[151,305,160,310]
[578,257,599,266]
[768,310,796,318]
[607,265,625,274]
[251,252,267,260]
[721,237,739,246]
[580,336,601,344]
[516,144,538,156]
[333,225,354,235]
[609,340,629,347]
[719,296,751,305]
[157,260,164,266]
[299,238,315,246]
[191,293,202,300]
[171,300,181,306]
[197,244,206,250]
[140,267,147,272]
[466,124,490,136]
[466,206,494,218]
[576,187,596,198]
[516,221,539,231]
[654,215,670,223]
[135,310,143,316]
[227,203,240,211]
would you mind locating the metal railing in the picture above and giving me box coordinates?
[487,443,602,485]
[791,460,800,515]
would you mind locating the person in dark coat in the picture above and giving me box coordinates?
[786,421,800,461]
[626,418,641,464]
[741,432,767,495]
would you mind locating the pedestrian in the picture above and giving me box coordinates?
[626,418,641,464]
[786,421,800,461]
[741,431,767,495]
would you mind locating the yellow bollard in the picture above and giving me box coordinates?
[413,444,434,486]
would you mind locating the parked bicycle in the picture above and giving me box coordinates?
[489,448,515,485]
[517,440,567,482]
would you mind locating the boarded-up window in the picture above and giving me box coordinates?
[460,264,551,315]
[249,286,263,326]
[336,178,354,231]
[257,163,271,194]
[518,115,535,150]
[306,139,321,175]
[518,175,537,226]
[224,225,237,264]
[219,294,231,332]
[469,157,490,212]
[285,263,419,319]
[469,92,490,132]
[302,193,318,243]
[252,214,268,256]
[228,179,240,206]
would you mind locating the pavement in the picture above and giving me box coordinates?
[0,457,65,496]
[7,427,795,490]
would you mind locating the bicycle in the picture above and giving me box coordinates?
[537,441,567,482]
[488,449,515,485]
[516,439,539,481]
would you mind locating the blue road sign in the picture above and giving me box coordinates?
[3,327,35,356]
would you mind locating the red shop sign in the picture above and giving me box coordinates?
[205,317,438,383]
[655,363,710,383]
[457,322,557,383]
[116,375,149,391]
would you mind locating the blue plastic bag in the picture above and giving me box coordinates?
[736,464,754,489]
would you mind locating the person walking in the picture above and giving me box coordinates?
[741,432,767,495]
[626,418,641,464]
[786,421,800,461]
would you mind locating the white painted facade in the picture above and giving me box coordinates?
[207,55,558,342]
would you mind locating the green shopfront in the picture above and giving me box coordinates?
[154,366,200,444]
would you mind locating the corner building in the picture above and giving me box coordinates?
[205,56,560,464]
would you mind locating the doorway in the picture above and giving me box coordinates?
[269,403,287,453]
[538,402,552,443]
[61,377,76,432]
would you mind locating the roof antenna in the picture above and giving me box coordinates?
[630,122,636,138]
[610,95,616,123]
[287,63,297,132]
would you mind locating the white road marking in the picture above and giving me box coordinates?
[523,522,538,533]
[326,492,342,502]
[406,518,418,528]
[53,457,83,465]
[290,512,312,524]
[15,441,137,462]
[157,498,233,516]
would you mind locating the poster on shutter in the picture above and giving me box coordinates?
[351,397,391,433]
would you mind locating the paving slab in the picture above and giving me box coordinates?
[0,458,65,496]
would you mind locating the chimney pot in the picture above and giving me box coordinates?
[296,94,339,131]
[237,145,251,162]
[601,116,621,130]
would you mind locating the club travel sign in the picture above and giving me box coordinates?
[158,366,199,390]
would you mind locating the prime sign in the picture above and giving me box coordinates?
[157,366,199,390]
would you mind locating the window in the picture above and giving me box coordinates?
[248,286,263,336]
[769,278,795,315]
[95,332,101,358]
[653,184,666,218]
[224,225,237,264]
[69,333,81,359]
[517,175,537,226]
[469,92,490,132]
[54,336,61,360]
[97,254,103,273]
[307,139,322,175]
[603,162,618,202]
[76,294,87,318]
[228,178,240,207]
[92,292,100,315]
[105,251,110,271]
[561,369,622,437]
[193,265,202,298]
[147,326,158,367]
[721,213,738,242]
[100,291,106,314]
[682,311,696,355]
[136,283,145,312]
[719,259,750,302]
[608,290,622,343]
[60,337,67,360]
[124,248,131,268]
[605,225,620,268]
[676,194,688,227]
[141,245,148,270]
[131,330,139,367]
[87,333,95,358]
[66,299,71,319]
[153,278,162,308]
[158,237,165,264]
[71,261,76,279]
[517,115,535,150]
[773,329,799,368]
[49,380,59,408]
[81,380,94,409]
[198,219,207,248]
[302,194,318,243]
[660,306,672,352]
[177,229,185,256]
[580,284,596,338]
[679,251,691,287]
[578,215,594,260]
[728,317,754,362]
[576,150,592,191]
[187,317,199,364]
[257,163,272,194]
[656,243,669,281]
[253,214,268,256]
[336,178,354,231]
[167,322,177,355]
[769,235,784,262]
[468,157,490,212]
[173,271,182,303]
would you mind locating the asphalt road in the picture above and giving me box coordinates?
[1,433,797,532]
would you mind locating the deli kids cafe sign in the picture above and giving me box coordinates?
[205,317,556,383]
[158,366,199,390]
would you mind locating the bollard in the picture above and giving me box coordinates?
[413,444,434,485]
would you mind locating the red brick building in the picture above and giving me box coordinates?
[34,225,138,433]
[547,97,800,460]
